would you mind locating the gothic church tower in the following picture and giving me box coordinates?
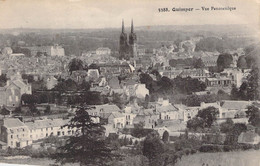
[129,19,137,58]
[119,20,128,60]
[119,19,137,60]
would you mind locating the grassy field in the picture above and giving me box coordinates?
[176,150,260,166]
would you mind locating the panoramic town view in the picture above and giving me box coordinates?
[0,0,259,166]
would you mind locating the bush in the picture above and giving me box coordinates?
[199,144,224,152]
[183,148,191,155]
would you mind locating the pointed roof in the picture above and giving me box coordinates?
[122,19,125,33]
[131,19,134,33]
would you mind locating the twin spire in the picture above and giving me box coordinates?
[122,19,134,33]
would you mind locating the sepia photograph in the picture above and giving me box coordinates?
[0,0,259,165]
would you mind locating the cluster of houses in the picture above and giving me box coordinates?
[0,117,75,149]
[0,96,256,149]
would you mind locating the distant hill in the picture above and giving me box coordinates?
[0,24,258,56]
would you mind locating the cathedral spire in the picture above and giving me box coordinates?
[122,19,125,33]
[131,19,134,33]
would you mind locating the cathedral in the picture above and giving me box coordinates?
[119,19,137,60]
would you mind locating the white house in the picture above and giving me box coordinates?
[108,112,126,129]
[0,118,32,148]
[25,118,74,141]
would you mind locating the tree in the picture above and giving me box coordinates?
[0,74,7,87]
[217,53,233,72]
[0,107,10,117]
[237,56,247,69]
[187,117,204,131]
[162,131,169,143]
[246,66,259,100]
[225,123,247,145]
[21,94,38,105]
[68,58,84,75]
[186,106,219,131]
[51,107,118,166]
[246,105,260,127]
[143,131,165,166]
[196,107,219,128]
[230,84,240,100]
[220,118,234,133]
[193,58,205,68]
[132,122,152,138]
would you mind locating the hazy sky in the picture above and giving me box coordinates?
[0,0,259,30]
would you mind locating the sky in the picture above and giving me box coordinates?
[0,0,259,30]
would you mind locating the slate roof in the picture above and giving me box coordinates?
[4,118,26,128]
[156,105,178,113]
[110,112,125,118]
[25,118,69,130]
[92,104,121,113]
[220,100,252,110]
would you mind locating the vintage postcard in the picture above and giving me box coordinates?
[0,0,259,166]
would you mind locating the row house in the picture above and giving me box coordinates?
[25,118,73,141]
[179,68,210,82]
[201,56,218,67]
[205,76,232,87]
[0,117,76,149]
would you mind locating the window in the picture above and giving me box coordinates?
[22,129,25,132]
[11,89,14,95]
[15,96,18,102]
[9,96,12,102]
[46,128,48,131]
[57,131,61,136]
[10,135,13,139]
[62,131,65,136]
[51,127,53,130]
[46,133,48,137]
[11,141,13,146]
[41,128,43,132]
